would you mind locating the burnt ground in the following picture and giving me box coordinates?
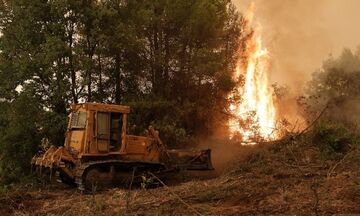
[1,138,360,216]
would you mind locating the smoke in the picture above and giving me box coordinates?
[201,1,360,169]
[232,0,360,127]
[233,0,360,88]
[197,138,256,174]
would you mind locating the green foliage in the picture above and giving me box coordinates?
[0,0,245,185]
[153,118,190,148]
[297,47,360,163]
[312,124,356,159]
[0,93,41,185]
[300,48,360,130]
[127,100,191,147]
[40,111,67,147]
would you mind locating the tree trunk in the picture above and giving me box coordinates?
[68,25,77,104]
[55,59,67,115]
[164,32,170,98]
[86,37,95,102]
[98,53,103,102]
[87,64,92,102]
[115,53,121,104]
[153,23,159,96]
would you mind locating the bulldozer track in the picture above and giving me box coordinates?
[74,159,165,191]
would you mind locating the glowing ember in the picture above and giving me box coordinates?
[229,3,277,141]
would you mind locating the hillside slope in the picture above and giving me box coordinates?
[1,134,360,216]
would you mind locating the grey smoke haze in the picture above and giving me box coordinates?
[233,0,360,91]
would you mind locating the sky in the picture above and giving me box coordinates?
[233,0,360,91]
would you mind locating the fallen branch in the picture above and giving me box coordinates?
[40,199,84,213]
[310,182,320,216]
[327,152,351,178]
[295,104,329,138]
[148,172,204,216]
[286,145,300,164]
[290,119,300,133]
[126,167,136,210]
[267,104,330,145]
[281,161,325,169]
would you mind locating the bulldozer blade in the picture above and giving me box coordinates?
[167,149,214,170]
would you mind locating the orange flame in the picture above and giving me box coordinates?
[229,3,277,141]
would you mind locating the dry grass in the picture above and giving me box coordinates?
[2,136,360,216]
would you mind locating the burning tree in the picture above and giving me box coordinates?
[229,3,277,142]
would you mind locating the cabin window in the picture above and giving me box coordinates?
[93,112,123,152]
[110,113,123,150]
[70,111,87,129]
[97,112,110,139]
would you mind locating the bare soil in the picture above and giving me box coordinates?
[1,139,360,216]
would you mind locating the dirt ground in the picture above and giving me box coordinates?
[1,139,360,216]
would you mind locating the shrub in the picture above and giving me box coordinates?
[312,124,357,159]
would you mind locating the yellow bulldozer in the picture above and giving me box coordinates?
[31,103,213,190]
